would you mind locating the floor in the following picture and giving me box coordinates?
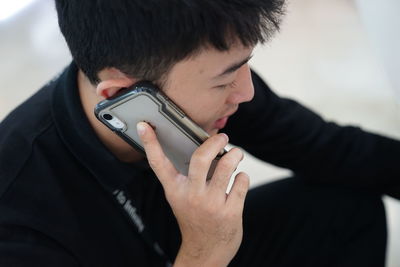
[0,0,399,266]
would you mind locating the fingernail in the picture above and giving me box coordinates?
[137,122,146,136]
[220,133,229,143]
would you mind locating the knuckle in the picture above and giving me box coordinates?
[235,187,248,199]
[204,203,221,217]
[243,174,250,184]
[191,146,202,158]
[218,157,235,171]
[192,153,210,167]
[236,186,249,199]
[242,174,250,188]
[233,172,250,197]
[147,157,159,168]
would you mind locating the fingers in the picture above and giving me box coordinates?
[227,172,249,210]
[209,147,244,195]
[138,122,242,202]
[137,121,179,188]
[188,133,229,187]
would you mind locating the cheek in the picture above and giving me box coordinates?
[178,93,220,117]
[184,103,216,125]
[164,86,225,131]
[180,101,221,134]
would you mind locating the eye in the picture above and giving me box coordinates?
[216,81,237,90]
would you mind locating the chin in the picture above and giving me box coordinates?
[208,129,219,136]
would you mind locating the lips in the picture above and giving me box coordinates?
[214,108,238,130]
[214,116,229,129]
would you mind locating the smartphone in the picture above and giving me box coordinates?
[94,81,225,179]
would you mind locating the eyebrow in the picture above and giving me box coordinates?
[213,54,253,80]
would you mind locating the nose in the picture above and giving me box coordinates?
[226,64,254,105]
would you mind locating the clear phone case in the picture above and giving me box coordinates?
[94,81,223,178]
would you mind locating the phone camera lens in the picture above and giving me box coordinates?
[103,114,113,121]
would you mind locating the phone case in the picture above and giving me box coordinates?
[94,81,222,178]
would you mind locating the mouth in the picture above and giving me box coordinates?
[213,108,238,130]
[214,116,229,130]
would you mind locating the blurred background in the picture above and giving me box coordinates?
[0,0,399,266]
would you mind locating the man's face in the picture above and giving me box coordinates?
[162,43,255,136]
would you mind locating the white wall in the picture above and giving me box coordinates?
[355,0,400,102]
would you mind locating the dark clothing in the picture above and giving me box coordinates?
[0,62,398,266]
[232,178,387,267]
[226,73,400,198]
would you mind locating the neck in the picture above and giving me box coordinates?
[77,70,145,163]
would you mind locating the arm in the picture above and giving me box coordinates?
[225,71,400,198]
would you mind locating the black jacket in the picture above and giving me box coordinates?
[0,63,399,266]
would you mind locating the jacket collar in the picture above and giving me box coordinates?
[51,62,150,192]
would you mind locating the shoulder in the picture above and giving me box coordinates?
[0,81,58,198]
[0,87,79,245]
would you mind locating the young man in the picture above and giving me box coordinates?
[0,1,399,266]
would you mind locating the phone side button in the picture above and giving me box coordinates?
[166,102,185,118]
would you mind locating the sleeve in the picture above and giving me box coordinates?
[224,70,400,198]
[0,225,79,267]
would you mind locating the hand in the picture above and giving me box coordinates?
[137,122,249,267]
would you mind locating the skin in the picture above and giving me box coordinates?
[79,42,255,266]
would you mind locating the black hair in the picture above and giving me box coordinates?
[55,0,285,84]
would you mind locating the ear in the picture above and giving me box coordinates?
[96,68,137,99]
